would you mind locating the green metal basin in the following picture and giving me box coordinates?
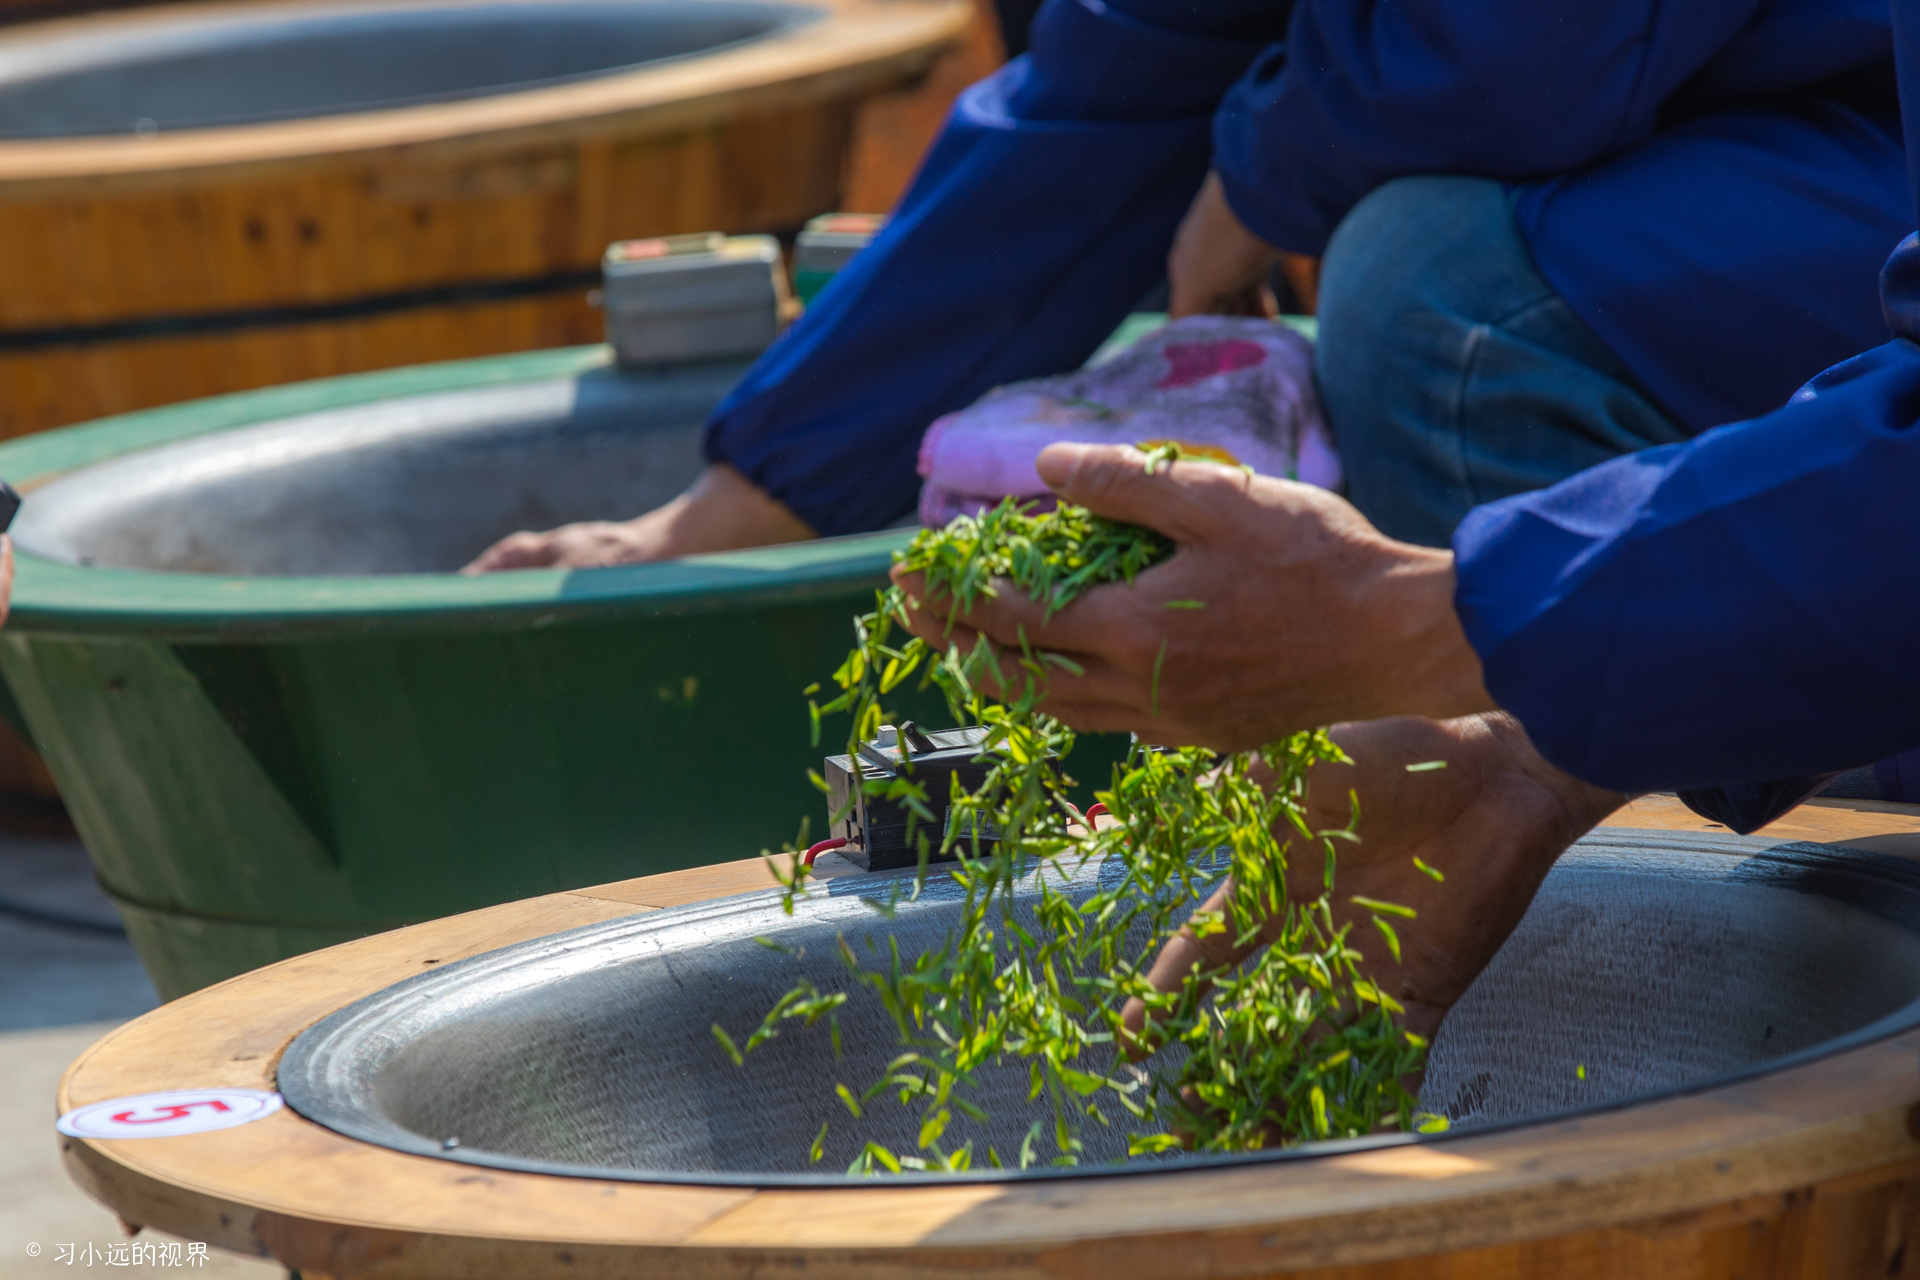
[0,346,935,998]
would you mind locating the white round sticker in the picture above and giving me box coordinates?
[57,1089,283,1139]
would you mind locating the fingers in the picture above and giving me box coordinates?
[0,535,13,629]
[464,522,669,572]
[1033,444,1245,546]
[933,570,1159,669]
[892,567,1142,700]
[1121,878,1271,1059]
[462,532,559,574]
[892,563,1218,745]
[890,543,1176,677]
[891,567,1235,747]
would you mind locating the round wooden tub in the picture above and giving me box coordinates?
[0,0,967,433]
[57,796,1920,1278]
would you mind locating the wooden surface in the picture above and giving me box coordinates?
[58,796,1920,1279]
[1,278,606,433]
[1610,791,1920,857]
[0,0,970,432]
[0,0,967,192]
[841,0,1002,214]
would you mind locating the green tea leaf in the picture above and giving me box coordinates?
[1371,915,1403,964]
[1350,895,1417,919]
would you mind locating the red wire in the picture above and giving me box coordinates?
[1084,803,1109,821]
[803,837,851,868]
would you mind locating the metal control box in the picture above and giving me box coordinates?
[792,212,887,306]
[600,232,787,365]
[824,722,1018,871]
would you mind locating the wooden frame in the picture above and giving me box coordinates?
[58,795,1920,1279]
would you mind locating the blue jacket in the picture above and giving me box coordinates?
[703,0,1905,537]
[1453,1,1920,798]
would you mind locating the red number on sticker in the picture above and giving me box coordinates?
[110,1100,234,1124]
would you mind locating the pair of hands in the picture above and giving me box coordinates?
[881,447,1620,1105]
[462,172,1283,575]
[457,163,1613,1103]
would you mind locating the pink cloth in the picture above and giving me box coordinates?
[917,316,1340,526]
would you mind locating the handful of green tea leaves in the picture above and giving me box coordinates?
[721,451,1436,1172]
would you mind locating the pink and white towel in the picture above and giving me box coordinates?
[917,315,1340,527]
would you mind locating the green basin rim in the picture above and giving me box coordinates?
[0,346,909,641]
[98,878,424,933]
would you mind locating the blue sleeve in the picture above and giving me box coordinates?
[701,0,1274,537]
[1211,0,1767,253]
[1673,777,1841,835]
[1451,1,1920,798]
[1452,262,1920,793]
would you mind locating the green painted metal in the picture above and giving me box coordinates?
[0,346,965,998]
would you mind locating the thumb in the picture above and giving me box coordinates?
[1036,443,1234,544]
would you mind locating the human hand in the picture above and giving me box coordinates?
[0,535,13,628]
[462,463,815,572]
[1168,172,1281,319]
[1123,711,1623,1062]
[891,444,1494,750]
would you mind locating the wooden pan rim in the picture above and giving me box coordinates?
[0,0,971,192]
[53,797,1920,1274]
[275,829,1920,1188]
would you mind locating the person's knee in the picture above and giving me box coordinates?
[1314,176,1515,545]
[1315,179,1496,450]
[1313,175,1682,546]
[1317,176,1509,374]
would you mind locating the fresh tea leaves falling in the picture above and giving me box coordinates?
[715,446,1440,1173]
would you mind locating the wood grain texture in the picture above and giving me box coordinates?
[1611,793,1920,858]
[0,0,969,432]
[840,0,1002,214]
[0,290,602,433]
[570,853,787,908]
[55,800,1920,1278]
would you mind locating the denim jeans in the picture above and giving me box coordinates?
[1315,175,1692,548]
